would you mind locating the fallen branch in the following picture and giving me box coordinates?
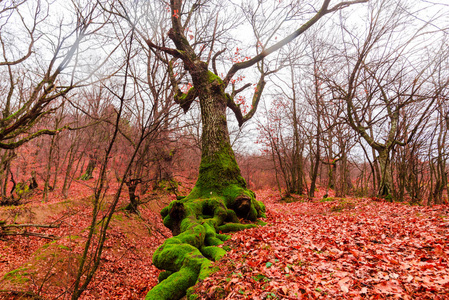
[3,223,60,228]
[0,221,60,240]
[2,231,59,240]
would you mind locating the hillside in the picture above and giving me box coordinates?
[0,181,171,299]
[1,187,448,299]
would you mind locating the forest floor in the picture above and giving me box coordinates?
[0,180,173,299]
[0,186,448,299]
[193,190,449,299]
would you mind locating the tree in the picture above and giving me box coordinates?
[257,96,304,197]
[323,0,447,198]
[108,0,368,298]
[0,1,115,150]
[0,0,126,205]
[267,44,308,196]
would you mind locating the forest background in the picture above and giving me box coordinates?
[0,0,448,299]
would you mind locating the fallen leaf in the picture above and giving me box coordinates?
[338,277,351,293]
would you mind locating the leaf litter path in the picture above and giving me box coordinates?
[193,191,449,299]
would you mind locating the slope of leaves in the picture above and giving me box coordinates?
[193,190,449,299]
[0,181,172,299]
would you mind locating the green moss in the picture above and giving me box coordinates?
[207,71,223,85]
[200,246,226,261]
[205,236,222,246]
[225,208,240,223]
[148,130,267,299]
[187,293,200,300]
[331,199,355,212]
[202,221,216,236]
[158,270,174,282]
[321,197,334,202]
[41,240,57,250]
[256,220,267,226]
[177,223,206,248]
[191,144,246,196]
[3,267,30,284]
[216,233,231,241]
[78,172,92,181]
[112,214,124,221]
[201,199,227,224]
[162,214,174,230]
[146,258,201,300]
[15,182,29,197]
[152,239,197,272]
[157,179,179,192]
[161,206,169,218]
[202,222,223,246]
[197,259,214,280]
[254,199,266,218]
[57,245,71,251]
[218,223,257,233]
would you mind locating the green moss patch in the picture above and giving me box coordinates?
[3,267,31,284]
[146,119,266,299]
[146,184,265,300]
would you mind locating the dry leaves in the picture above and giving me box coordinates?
[0,182,172,299]
[193,190,449,299]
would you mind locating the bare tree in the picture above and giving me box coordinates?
[104,0,369,298]
[324,0,447,198]
[0,1,118,150]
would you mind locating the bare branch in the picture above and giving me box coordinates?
[223,0,368,86]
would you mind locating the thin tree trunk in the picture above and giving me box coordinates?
[43,135,57,201]
[377,149,393,199]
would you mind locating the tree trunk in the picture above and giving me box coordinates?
[79,157,95,181]
[147,71,265,300]
[125,179,141,213]
[377,149,393,199]
[292,90,304,195]
[309,138,320,198]
[43,135,57,201]
[62,145,76,198]
[197,90,245,190]
[433,113,447,205]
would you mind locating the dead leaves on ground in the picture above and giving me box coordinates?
[0,187,172,299]
[1,188,448,299]
[194,193,449,299]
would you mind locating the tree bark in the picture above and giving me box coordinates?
[147,68,265,300]
[377,149,393,199]
[142,1,368,297]
[79,157,95,181]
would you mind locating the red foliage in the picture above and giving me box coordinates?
[193,190,449,299]
[2,184,448,299]
[0,181,171,299]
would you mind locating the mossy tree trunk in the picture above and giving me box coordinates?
[132,1,368,299]
[146,63,267,300]
[79,157,95,181]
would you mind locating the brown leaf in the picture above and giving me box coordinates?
[375,280,403,294]
[338,277,351,293]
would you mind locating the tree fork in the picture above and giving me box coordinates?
[142,1,368,298]
[146,73,266,300]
